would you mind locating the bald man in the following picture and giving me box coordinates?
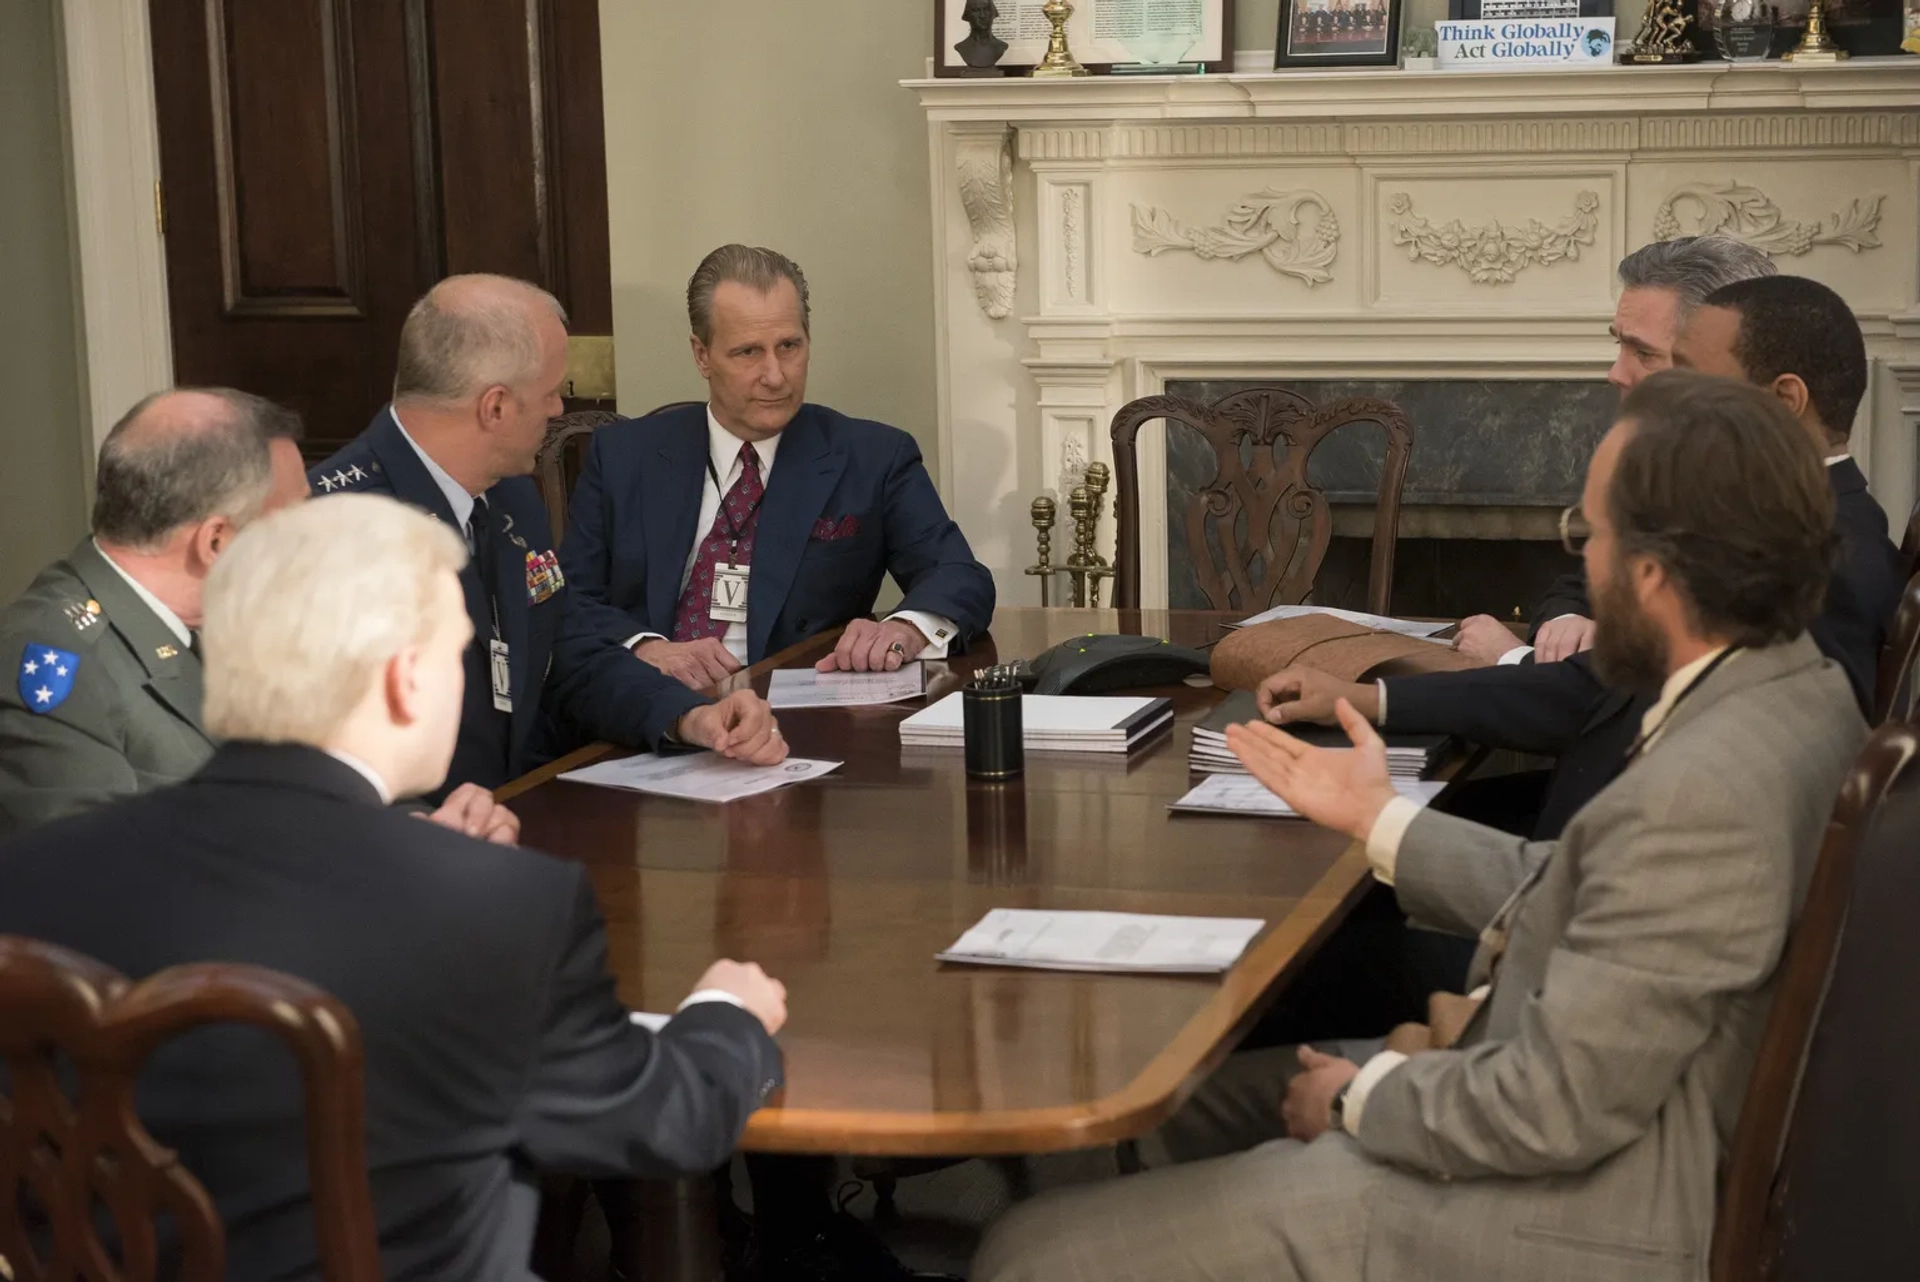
[310,274,786,798]
[0,388,310,834]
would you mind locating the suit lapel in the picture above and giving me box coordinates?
[67,541,211,745]
[647,411,710,631]
[368,409,462,529]
[749,408,847,661]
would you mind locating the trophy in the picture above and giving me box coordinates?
[1783,0,1848,61]
[1031,0,1090,77]
[1713,0,1776,59]
[1621,0,1702,61]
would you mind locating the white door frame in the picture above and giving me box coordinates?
[58,0,174,453]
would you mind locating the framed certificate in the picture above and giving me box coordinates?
[935,0,1236,76]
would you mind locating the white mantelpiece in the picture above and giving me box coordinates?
[907,61,1920,609]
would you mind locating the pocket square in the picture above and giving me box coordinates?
[810,515,860,542]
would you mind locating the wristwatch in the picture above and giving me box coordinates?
[1328,1081,1355,1134]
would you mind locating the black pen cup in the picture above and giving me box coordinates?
[963,679,1024,780]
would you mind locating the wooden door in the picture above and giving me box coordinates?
[148,0,614,460]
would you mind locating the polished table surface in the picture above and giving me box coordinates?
[503,608,1373,1156]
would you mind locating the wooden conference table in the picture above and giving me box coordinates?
[502,607,1379,1271]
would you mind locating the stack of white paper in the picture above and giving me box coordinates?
[1171,773,1447,819]
[1231,603,1452,642]
[937,908,1266,974]
[767,665,926,709]
[898,693,1174,755]
[559,753,841,803]
[1189,690,1440,780]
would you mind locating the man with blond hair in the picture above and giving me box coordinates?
[0,493,788,1280]
[311,273,785,797]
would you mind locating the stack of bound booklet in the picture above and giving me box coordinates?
[1189,690,1443,780]
[900,693,1174,755]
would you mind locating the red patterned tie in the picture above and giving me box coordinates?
[671,443,765,642]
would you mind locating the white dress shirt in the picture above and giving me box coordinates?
[93,540,192,648]
[629,406,958,664]
[390,407,478,537]
[324,748,394,804]
[1341,646,1738,1136]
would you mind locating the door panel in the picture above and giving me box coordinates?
[150,0,613,459]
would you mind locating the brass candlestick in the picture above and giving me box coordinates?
[1026,496,1059,606]
[1031,0,1089,78]
[1783,0,1848,60]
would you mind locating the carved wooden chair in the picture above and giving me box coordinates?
[535,403,704,543]
[1707,721,1920,1282]
[1872,571,1920,726]
[1109,388,1414,615]
[0,937,381,1282]
[1901,501,1920,580]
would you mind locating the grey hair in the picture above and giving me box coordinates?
[1616,235,1777,320]
[392,273,568,404]
[687,244,811,346]
[91,388,304,550]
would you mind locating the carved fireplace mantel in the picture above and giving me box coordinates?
[906,61,1920,609]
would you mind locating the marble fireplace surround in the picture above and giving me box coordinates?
[906,62,1920,610]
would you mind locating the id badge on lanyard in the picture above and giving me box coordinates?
[711,561,751,623]
[489,604,512,713]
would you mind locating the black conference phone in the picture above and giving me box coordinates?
[1011,633,1211,695]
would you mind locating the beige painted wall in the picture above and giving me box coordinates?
[0,1,90,600]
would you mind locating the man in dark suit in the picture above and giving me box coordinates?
[310,274,786,797]
[1245,275,1899,1043]
[0,493,788,1281]
[556,244,994,693]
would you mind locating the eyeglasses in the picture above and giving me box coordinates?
[1560,505,1593,556]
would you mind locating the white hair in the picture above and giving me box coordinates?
[202,493,468,744]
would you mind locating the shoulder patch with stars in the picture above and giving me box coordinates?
[18,643,80,715]
[313,462,375,494]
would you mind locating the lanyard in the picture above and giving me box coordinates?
[1622,646,1741,764]
[706,453,767,565]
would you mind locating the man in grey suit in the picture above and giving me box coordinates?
[0,389,309,835]
[972,370,1867,1282]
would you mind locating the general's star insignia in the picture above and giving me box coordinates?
[317,474,338,492]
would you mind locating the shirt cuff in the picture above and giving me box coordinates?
[678,989,747,1013]
[1374,679,1388,725]
[1497,645,1534,665]
[1363,795,1424,886]
[625,632,667,653]
[1341,1049,1409,1137]
[887,610,958,659]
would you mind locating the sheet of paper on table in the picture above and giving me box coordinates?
[767,664,927,709]
[939,908,1266,974]
[1171,772,1447,819]
[559,752,841,803]
[1231,603,1453,641]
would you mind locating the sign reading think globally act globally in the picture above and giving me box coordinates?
[1435,15,1616,66]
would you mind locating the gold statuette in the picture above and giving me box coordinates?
[1031,0,1090,78]
[1783,0,1848,61]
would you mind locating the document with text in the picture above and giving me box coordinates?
[1172,773,1447,819]
[560,752,841,803]
[938,908,1266,974]
[767,665,927,709]
[1231,604,1452,640]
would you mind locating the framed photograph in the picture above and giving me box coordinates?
[934,0,1237,77]
[1274,0,1403,66]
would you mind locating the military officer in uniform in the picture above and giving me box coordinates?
[307,273,786,797]
[0,388,310,835]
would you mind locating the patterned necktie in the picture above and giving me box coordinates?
[672,443,765,642]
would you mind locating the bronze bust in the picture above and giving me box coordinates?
[955,0,1009,73]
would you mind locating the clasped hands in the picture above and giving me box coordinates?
[1453,612,1595,666]
[635,618,929,694]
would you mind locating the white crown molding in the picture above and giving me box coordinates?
[60,0,173,452]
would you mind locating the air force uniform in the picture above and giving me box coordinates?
[0,539,213,835]
[309,409,706,796]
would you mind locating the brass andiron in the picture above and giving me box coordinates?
[1025,496,1058,606]
[1031,0,1090,78]
[1784,0,1848,60]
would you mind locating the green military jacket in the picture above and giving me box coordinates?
[0,539,215,836]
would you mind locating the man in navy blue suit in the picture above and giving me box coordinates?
[310,275,787,797]
[556,244,994,692]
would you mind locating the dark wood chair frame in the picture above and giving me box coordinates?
[1109,388,1414,615]
[0,937,381,1282]
[535,402,702,544]
[1872,572,1920,726]
[1708,722,1920,1282]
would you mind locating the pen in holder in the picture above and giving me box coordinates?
[963,664,1024,781]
